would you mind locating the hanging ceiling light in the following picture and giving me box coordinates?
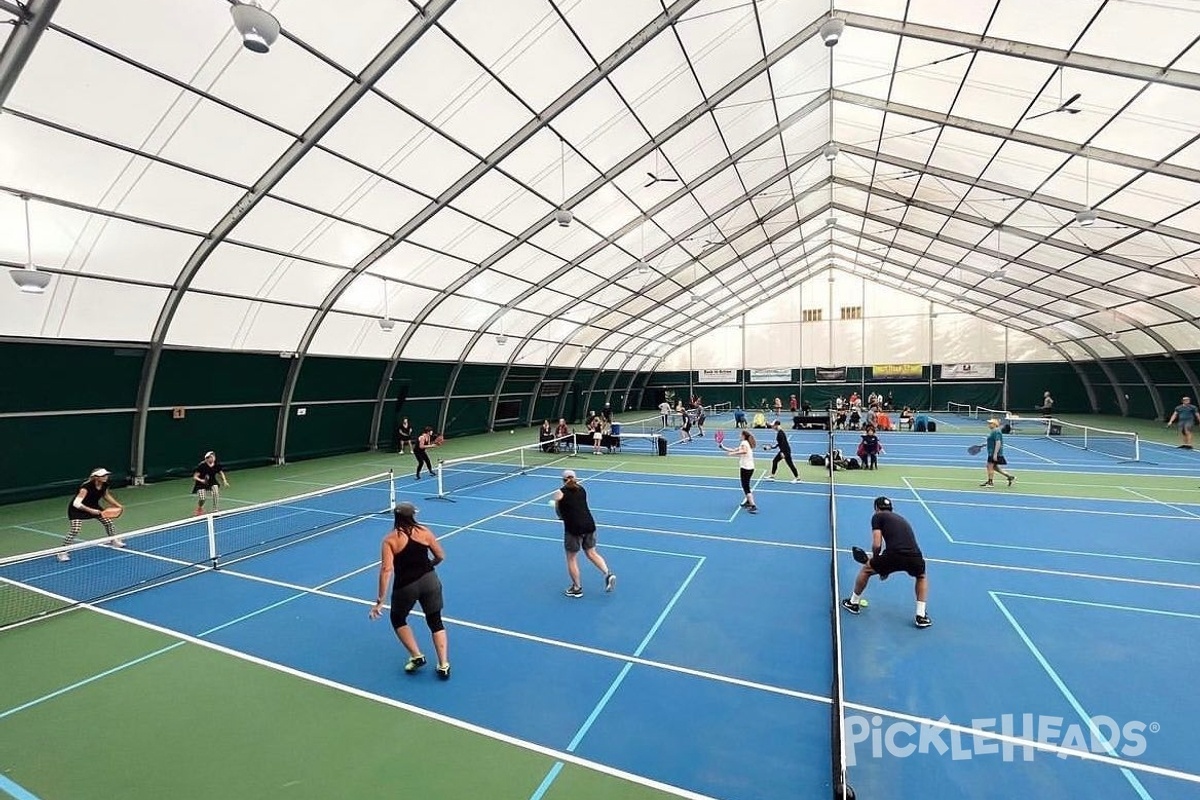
[230,1,280,54]
[378,278,395,331]
[819,18,845,47]
[1075,208,1097,227]
[822,142,839,161]
[554,137,573,227]
[9,196,51,295]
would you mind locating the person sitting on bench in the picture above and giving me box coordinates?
[899,406,914,431]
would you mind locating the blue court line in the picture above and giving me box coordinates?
[990,592,1155,800]
[0,774,42,800]
[528,556,707,800]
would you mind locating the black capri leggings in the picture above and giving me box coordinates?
[740,467,753,495]
[390,570,445,631]
[772,450,798,477]
[414,448,433,476]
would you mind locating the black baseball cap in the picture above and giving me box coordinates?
[874,496,893,511]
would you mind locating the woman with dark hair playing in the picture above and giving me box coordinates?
[413,426,440,480]
[369,502,451,679]
[59,468,125,562]
[720,429,759,514]
[552,469,615,598]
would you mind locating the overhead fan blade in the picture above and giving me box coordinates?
[1025,91,1083,121]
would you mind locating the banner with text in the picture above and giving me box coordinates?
[872,363,924,380]
[749,368,794,383]
[814,366,847,382]
[941,363,996,380]
[697,369,738,384]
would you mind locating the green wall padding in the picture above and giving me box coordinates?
[444,396,493,436]
[0,344,143,412]
[0,413,134,503]
[1007,362,1095,415]
[285,402,374,460]
[144,406,278,477]
[454,363,503,395]
[294,357,386,402]
[151,350,288,406]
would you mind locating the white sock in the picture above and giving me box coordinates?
[916,601,927,616]
[850,592,861,603]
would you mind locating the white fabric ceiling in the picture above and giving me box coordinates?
[2,0,1199,375]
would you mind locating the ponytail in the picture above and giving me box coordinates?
[743,431,756,449]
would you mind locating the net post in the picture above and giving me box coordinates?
[388,468,395,511]
[206,513,218,569]
[1133,434,1140,462]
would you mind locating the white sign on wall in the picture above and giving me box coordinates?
[697,369,738,383]
[941,363,996,380]
[749,368,793,383]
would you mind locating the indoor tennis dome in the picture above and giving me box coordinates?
[2,0,1199,499]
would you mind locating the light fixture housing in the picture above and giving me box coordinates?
[1075,208,1098,227]
[1106,330,1120,341]
[495,334,508,346]
[819,18,845,47]
[637,261,650,275]
[230,2,280,54]
[825,216,837,227]
[10,268,51,294]
[822,142,839,161]
[554,208,573,227]
[378,318,396,332]
[689,292,700,304]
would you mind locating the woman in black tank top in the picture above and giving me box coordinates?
[60,468,125,562]
[369,502,451,679]
[552,470,615,598]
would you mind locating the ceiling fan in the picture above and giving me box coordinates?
[643,148,680,187]
[1024,69,1082,121]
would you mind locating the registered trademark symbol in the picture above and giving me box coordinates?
[1149,722,1160,734]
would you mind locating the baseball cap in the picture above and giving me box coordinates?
[561,469,576,480]
[394,501,418,516]
[90,468,111,478]
[204,451,215,459]
[874,496,893,511]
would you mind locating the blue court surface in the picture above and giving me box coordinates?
[4,426,1200,800]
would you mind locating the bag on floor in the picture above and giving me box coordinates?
[809,454,826,467]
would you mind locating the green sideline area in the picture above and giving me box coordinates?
[0,613,673,800]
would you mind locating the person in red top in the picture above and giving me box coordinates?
[369,502,450,679]
[789,394,798,412]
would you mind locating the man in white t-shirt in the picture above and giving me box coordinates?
[1038,391,1054,416]
[659,400,673,430]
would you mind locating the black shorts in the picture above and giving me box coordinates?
[390,570,443,628]
[870,551,926,578]
[987,455,1007,465]
[564,528,597,553]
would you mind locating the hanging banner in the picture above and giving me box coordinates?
[872,363,924,380]
[697,369,737,384]
[814,366,847,382]
[941,363,996,380]
[749,368,793,383]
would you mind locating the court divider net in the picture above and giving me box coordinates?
[434,436,577,499]
[1038,417,1140,462]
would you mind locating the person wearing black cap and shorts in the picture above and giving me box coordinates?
[369,502,451,679]
[60,468,125,561]
[763,419,800,482]
[842,496,931,628]
[192,451,230,515]
[552,469,615,598]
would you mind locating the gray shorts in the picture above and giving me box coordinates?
[1180,421,1194,433]
[564,529,597,553]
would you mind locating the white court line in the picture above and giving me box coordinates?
[990,592,1155,799]
[993,591,1200,621]
[888,496,1195,522]
[1005,443,1059,465]
[728,469,769,522]
[1120,487,1200,520]
[899,477,955,543]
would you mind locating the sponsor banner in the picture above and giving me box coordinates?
[873,363,924,380]
[749,368,793,383]
[941,362,996,380]
[815,366,847,382]
[697,368,737,384]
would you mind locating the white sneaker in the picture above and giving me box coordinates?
[791,478,801,483]
[110,538,126,548]
[56,551,70,562]
[766,474,776,481]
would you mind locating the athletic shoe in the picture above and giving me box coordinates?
[841,598,861,615]
[404,655,426,673]
[110,538,125,548]
[915,615,933,629]
[564,585,583,598]
[56,551,70,562]
[979,481,994,487]
[791,477,801,483]
[194,508,203,516]
[436,663,451,681]
[740,500,751,508]
[747,505,758,514]
[605,573,616,593]
[1006,475,1015,487]
[766,474,776,480]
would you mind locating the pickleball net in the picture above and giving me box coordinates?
[434,436,577,499]
[1039,417,1140,462]
[827,422,856,799]
[0,471,395,630]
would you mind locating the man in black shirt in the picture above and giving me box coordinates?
[192,451,230,515]
[763,420,799,482]
[842,497,931,628]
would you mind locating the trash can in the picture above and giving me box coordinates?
[657,436,668,456]
[611,423,622,436]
